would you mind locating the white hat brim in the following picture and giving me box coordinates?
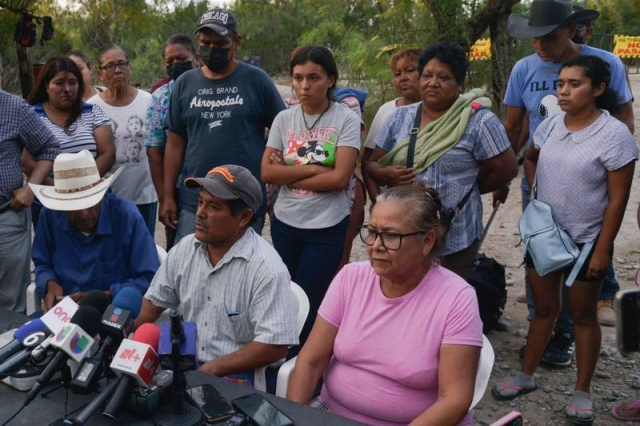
[29,167,123,211]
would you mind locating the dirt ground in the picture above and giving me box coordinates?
[154,75,640,425]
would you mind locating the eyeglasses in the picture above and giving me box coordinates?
[100,61,130,72]
[359,226,425,251]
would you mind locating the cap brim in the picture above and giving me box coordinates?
[184,176,240,201]
[29,167,123,211]
[195,24,231,37]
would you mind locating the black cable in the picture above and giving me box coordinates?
[1,404,24,426]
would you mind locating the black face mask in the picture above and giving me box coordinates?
[166,60,194,81]
[199,46,231,73]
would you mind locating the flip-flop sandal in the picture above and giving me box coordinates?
[565,403,593,426]
[611,400,640,422]
[491,381,537,401]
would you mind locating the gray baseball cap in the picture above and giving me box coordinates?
[184,165,262,212]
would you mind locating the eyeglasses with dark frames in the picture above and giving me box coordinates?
[100,61,130,72]
[359,226,425,251]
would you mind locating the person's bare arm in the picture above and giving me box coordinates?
[522,144,540,192]
[477,148,518,194]
[133,298,166,329]
[289,147,358,191]
[408,344,480,426]
[93,125,116,176]
[614,101,635,134]
[367,147,415,187]
[504,106,527,155]
[287,316,337,404]
[261,147,331,185]
[361,147,380,204]
[160,131,185,230]
[11,159,53,210]
[586,162,635,280]
[198,342,288,378]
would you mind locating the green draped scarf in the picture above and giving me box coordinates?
[379,88,492,174]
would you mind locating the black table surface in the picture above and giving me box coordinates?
[0,308,362,426]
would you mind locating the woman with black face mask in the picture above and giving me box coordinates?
[145,33,199,250]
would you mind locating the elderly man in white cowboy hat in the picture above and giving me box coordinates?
[30,150,159,311]
[136,165,297,390]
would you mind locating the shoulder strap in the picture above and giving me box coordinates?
[565,241,595,287]
[532,114,560,199]
[406,103,422,169]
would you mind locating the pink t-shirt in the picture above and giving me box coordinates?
[319,262,483,426]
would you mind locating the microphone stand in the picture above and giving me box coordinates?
[152,312,202,426]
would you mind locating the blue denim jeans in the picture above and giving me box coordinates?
[270,215,349,348]
[136,202,158,239]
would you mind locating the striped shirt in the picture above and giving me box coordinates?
[375,105,511,254]
[144,229,298,362]
[33,103,111,157]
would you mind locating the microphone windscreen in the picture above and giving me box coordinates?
[111,288,143,319]
[71,306,102,336]
[13,319,48,340]
[132,323,160,350]
[79,291,110,315]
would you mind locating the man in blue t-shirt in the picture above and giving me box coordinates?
[161,8,286,243]
[501,0,634,367]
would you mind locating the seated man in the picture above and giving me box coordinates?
[135,165,298,387]
[31,150,160,311]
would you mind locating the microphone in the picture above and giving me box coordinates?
[158,309,197,371]
[40,296,80,336]
[70,288,143,392]
[78,290,111,315]
[0,319,49,365]
[153,310,202,426]
[100,323,161,421]
[23,306,101,407]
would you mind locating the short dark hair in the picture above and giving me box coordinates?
[560,55,621,115]
[418,40,469,85]
[226,198,257,226]
[290,45,338,100]
[163,34,197,58]
[68,50,92,69]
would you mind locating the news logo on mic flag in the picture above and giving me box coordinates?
[40,296,79,335]
[51,323,95,362]
[111,339,160,387]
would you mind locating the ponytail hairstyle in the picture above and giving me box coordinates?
[376,185,447,263]
[560,55,621,115]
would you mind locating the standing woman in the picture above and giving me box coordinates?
[362,48,422,203]
[261,45,361,345]
[492,55,637,426]
[68,51,102,102]
[23,56,115,228]
[89,45,157,237]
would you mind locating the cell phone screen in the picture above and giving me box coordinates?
[233,394,294,426]
[187,384,235,423]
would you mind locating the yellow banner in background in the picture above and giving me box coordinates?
[470,38,491,61]
[613,35,640,58]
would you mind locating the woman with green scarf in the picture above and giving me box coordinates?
[368,41,518,279]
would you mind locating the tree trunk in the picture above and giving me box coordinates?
[16,45,33,98]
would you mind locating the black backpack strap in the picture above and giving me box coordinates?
[406,103,422,169]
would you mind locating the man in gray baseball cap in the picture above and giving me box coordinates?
[138,164,298,390]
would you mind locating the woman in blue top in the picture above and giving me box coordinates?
[23,57,115,228]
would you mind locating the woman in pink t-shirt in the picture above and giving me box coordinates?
[287,185,484,425]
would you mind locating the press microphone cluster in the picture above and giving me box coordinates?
[70,288,142,393]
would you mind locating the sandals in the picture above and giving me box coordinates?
[491,380,537,401]
[611,400,640,422]
[565,402,593,426]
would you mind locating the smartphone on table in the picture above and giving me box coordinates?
[616,288,640,352]
[232,393,294,426]
[186,383,236,423]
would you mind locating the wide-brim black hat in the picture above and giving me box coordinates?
[508,0,600,38]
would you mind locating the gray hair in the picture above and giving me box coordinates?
[376,185,447,262]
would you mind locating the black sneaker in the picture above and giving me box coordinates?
[542,333,574,367]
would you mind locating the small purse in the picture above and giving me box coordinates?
[518,116,593,286]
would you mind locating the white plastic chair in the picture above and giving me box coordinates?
[276,333,495,408]
[253,281,309,392]
[26,244,167,315]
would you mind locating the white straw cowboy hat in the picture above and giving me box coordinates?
[29,150,123,211]
[507,0,599,39]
